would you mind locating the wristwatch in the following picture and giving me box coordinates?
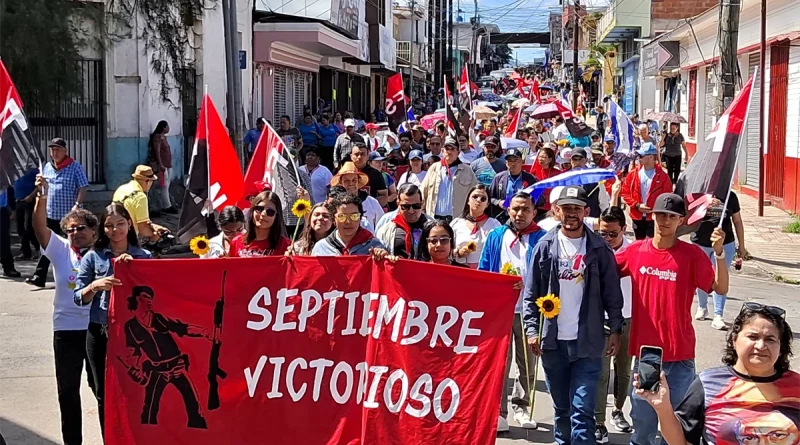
[74,202,84,209]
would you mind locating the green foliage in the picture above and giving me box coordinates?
[784,217,800,234]
[494,44,513,66]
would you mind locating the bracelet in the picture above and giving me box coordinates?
[715,251,726,260]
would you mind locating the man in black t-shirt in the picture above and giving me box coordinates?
[350,142,388,206]
[659,122,687,184]
[277,114,303,157]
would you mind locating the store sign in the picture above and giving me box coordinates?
[562,50,591,65]
[256,0,364,40]
[379,25,396,71]
[642,41,679,77]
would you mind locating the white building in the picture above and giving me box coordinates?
[641,0,800,215]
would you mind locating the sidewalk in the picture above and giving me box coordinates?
[737,193,800,283]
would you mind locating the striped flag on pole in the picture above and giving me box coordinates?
[608,100,635,153]
[506,168,616,206]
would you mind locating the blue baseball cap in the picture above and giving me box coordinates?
[604,134,616,142]
[408,149,423,160]
[636,142,658,157]
[368,151,385,161]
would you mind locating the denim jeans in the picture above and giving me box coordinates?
[541,340,603,445]
[696,242,736,316]
[630,359,696,445]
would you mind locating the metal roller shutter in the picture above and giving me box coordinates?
[292,70,309,125]
[745,53,761,187]
[704,67,717,139]
[273,67,287,125]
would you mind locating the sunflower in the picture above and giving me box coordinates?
[535,294,561,319]
[500,262,519,276]
[465,241,477,252]
[291,199,312,219]
[190,235,210,256]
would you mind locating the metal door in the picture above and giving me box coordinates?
[745,52,761,187]
[179,68,198,175]
[766,45,788,199]
[704,67,717,140]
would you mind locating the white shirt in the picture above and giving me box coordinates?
[552,124,569,141]
[300,164,334,203]
[451,216,501,265]
[362,195,385,230]
[538,217,597,232]
[201,233,226,259]
[42,232,90,331]
[500,229,532,313]
[537,132,554,144]
[423,152,443,163]
[458,149,480,164]
[398,170,427,187]
[556,231,586,340]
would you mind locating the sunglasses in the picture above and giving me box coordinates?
[65,225,88,234]
[427,237,451,245]
[400,203,423,211]
[253,206,277,217]
[572,156,586,160]
[335,213,361,223]
[597,230,620,239]
[484,144,497,149]
[740,302,786,318]
[471,195,488,202]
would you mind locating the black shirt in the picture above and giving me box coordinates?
[691,192,740,247]
[277,127,303,152]
[125,314,189,362]
[359,164,387,198]
[393,215,429,259]
[663,132,685,157]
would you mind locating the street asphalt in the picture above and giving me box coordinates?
[0,258,797,445]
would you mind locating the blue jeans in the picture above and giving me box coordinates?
[696,242,736,316]
[541,340,602,445]
[630,359,696,445]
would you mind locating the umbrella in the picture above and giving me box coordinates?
[473,106,498,120]
[419,113,445,131]
[512,98,531,109]
[500,137,528,150]
[529,102,560,119]
[477,101,501,110]
[480,93,504,103]
[524,103,540,113]
[645,111,687,123]
[539,85,554,90]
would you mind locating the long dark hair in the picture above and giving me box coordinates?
[460,184,490,219]
[217,205,245,228]
[148,120,169,151]
[417,220,455,262]
[95,203,139,250]
[295,203,334,255]
[245,191,285,247]
[722,305,793,375]
[538,146,556,169]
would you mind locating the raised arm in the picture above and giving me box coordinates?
[33,175,52,249]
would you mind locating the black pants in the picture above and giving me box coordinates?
[632,217,654,240]
[54,330,95,445]
[32,218,64,282]
[0,207,12,269]
[664,154,682,185]
[142,370,206,428]
[86,322,107,437]
[15,200,39,257]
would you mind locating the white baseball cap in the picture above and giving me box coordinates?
[344,118,356,128]
[550,186,565,205]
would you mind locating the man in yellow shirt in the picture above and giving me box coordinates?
[112,165,169,241]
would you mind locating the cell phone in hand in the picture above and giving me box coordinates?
[638,345,663,392]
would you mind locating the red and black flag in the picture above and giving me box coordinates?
[675,72,756,225]
[458,67,474,134]
[0,60,43,192]
[385,73,407,131]
[443,75,460,138]
[177,94,244,243]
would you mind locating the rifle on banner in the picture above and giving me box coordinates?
[208,270,228,410]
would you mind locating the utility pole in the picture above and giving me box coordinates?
[717,0,741,115]
[222,0,236,135]
[472,0,478,79]
[409,0,416,101]
[757,0,766,216]
[228,0,244,162]
[572,0,580,110]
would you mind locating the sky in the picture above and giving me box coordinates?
[456,0,609,66]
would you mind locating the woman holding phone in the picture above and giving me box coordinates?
[634,303,797,445]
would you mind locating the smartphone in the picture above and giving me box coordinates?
[638,346,664,392]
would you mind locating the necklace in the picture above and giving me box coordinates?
[558,233,585,262]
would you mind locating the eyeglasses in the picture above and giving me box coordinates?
[429,142,441,146]
[471,195,488,202]
[597,230,620,239]
[400,203,423,211]
[253,206,277,217]
[740,302,786,318]
[427,237,451,245]
[65,225,88,234]
[335,213,361,223]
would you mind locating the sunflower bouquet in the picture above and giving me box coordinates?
[500,262,521,276]
[289,199,312,252]
[465,241,477,252]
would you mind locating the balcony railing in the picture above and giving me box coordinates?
[396,41,430,71]
[597,0,651,43]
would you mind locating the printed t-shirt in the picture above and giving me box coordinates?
[228,233,291,257]
[556,231,586,340]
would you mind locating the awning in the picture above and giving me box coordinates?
[682,31,800,70]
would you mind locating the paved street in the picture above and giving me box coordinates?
[0,258,797,444]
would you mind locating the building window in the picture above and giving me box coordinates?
[688,70,697,138]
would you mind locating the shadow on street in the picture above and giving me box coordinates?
[0,417,59,445]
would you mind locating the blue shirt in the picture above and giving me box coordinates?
[298,122,320,146]
[0,191,7,208]
[244,128,262,153]
[14,168,38,201]
[42,160,89,220]
[74,245,152,324]
[317,124,340,147]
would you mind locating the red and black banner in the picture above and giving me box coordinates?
[106,257,517,445]
[385,73,407,131]
[0,60,43,192]
[443,76,461,138]
[675,73,755,224]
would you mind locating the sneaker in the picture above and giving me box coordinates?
[711,315,728,330]
[611,409,632,433]
[2,267,21,278]
[595,425,609,444]
[513,406,537,429]
[24,277,45,288]
[694,307,708,320]
[497,416,510,433]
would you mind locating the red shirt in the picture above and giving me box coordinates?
[616,239,715,362]
[228,233,291,258]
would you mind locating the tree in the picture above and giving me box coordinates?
[494,44,513,66]
[0,0,207,113]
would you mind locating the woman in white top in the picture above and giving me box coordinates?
[202,206,245,258]
[398,150,427,186]
[450,184,501,268]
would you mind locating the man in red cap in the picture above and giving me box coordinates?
[364,123,382,151]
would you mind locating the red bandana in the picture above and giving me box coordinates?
[54,157,74,171]
[466,214,489,235]
[343,228,374,255]
[392,212,414,255]
[508,221,541,248]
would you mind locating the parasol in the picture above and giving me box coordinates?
[419,113,446,131]
[529,102,561,119]
[645,111,687,123]
[473,106,498,120]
